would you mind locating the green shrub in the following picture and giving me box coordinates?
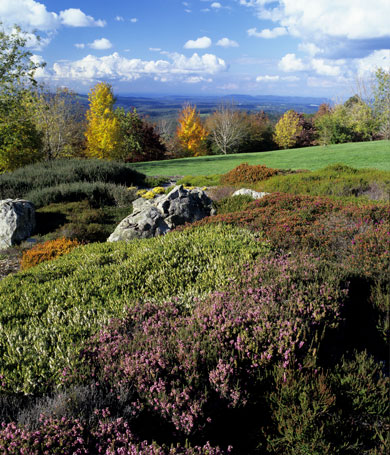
[177,174,221,187]
[215,194,254,214]
[0,224,270,394]
[0,159,146,199]
[256,164,390,202]
[26,181,136,208]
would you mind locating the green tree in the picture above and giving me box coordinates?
[0,24,45,172]
[85,82,120,160]
[273,110,302,149]
[31,86,85,160]
[115,107,166,162]
[315,105,354,146]
[372,68,390,139]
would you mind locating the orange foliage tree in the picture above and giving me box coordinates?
[176,104,207,156]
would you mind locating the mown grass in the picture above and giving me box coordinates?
[132,140,390,176]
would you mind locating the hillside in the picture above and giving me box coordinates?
[132,140,390,176]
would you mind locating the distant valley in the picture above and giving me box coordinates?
[76,93,329,120]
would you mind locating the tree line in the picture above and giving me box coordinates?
[0,24,389,173]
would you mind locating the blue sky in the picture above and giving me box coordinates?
[1,0,389,97]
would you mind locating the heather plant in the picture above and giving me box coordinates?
[65,254,348,440]
[215,194,254,214]
[255,164,390,202]
[0,224,269,395]
[221,163,278,186]
[20,237,81,270]
[0,158,146,199]
[25,181,136,208]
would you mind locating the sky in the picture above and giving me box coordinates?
[1,0,389,98]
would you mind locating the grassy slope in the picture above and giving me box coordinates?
[132,140,390,176]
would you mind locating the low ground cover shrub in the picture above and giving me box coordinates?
[26,181,137,208]
[0,159,147,199]
[215,194,254,214]
[177,174,221,187]
[221,163,278,186]
[256,164,390,202]
[35,200,133,243]
[0,224,270,395]
[20,237,81,270]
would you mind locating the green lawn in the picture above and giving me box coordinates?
[132,140,390,176]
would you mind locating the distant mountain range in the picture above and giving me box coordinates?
[76,93,330,120]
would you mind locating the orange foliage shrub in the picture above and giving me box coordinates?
[21,237,81,270]
[221,162,278,185]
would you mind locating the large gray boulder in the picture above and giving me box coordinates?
[108,185,215,242]
[0,199,36,249]
[232,188,270,199]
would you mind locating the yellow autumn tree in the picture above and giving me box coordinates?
[177,104,207,156]
[85,82,120,159]
[273,109,302,149]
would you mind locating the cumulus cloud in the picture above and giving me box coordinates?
[115,16,124,22]
[247,26,287,38]
[298,42,323,57]
[75,43,85,49]
[0,0,106,48]
[216,37,239,47]
[89,38,113,50]
[211,2,222,8]
[310,58,341,76]
[240,0,390,40]
[51,52,227,83]
[278,53,307,72]
[357,50,390,76]
[184,36,212,49]
[130,18,138,23]
[59,8,105,27]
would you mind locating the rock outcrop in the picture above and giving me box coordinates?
[108,185,215,242]
[232,188,270,199]
[0,199,36,249]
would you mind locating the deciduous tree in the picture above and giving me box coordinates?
[85,82,120,160]
[372,68,390,139]
[206,104,247,154]
[0,24,45,172]
[273,110,302,149]
[177,104,207,156]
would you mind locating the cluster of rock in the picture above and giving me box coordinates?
[0,186,269,249]
[108,185,216,242]
[0,199,36,250]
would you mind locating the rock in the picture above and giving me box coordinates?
[232,188,270,199]
[0,199,36,250]
[108,185,215,242]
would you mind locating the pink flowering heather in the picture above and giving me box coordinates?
[65,253,348,435]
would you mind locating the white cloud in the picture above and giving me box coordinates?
[311,58,341,76]
[357,50,390,76]
[211,2,222,8]
[75,43,85,49]
[89,38,113,50]
[115,16,124,22]
[0,0,58,31]
[256,75,280,81]
[149,48,162,52]
[298,42,323,57]
[256,74,300,82]
[130,18,138,23]
[59,8,105,27]
[51,52,226,83]
[184,36,212,49]
[216,37,239,47]
[240,0,390,40]
[184,76,212,83]
[278,53,307,72]
[247,26,287,38]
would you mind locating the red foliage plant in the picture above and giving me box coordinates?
[221,163,278,186]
